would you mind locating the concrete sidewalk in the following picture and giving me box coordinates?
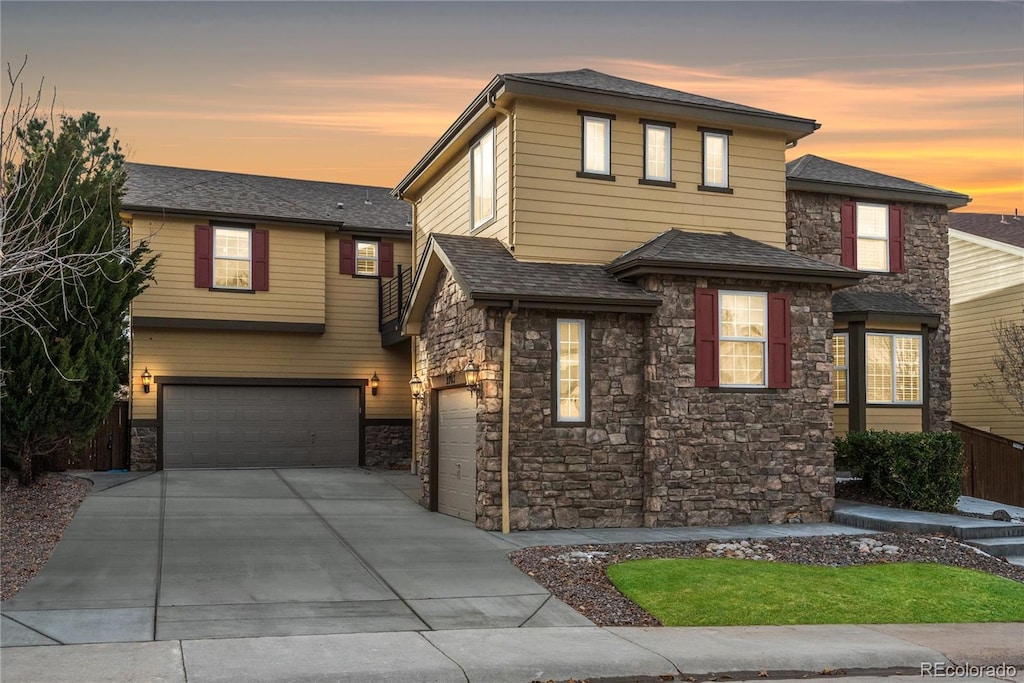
[1,622,1021,682]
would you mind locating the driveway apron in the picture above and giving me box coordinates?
[1,469,585,646]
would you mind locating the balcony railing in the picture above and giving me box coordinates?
[379,264,413,345]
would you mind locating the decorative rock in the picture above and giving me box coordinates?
[992,509,1012,522]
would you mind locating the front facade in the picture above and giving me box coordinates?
[125,164,414,471]
[947,213,1024,441]
[395,69,969,531]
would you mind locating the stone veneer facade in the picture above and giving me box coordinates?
[364,423,413,468]
[415,268,836,530]
[786,190,952,431]
[130,425,158,471]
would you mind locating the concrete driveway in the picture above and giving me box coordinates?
[1,469,589,646]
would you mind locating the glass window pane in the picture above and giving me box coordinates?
[215,259,250,288]
[646,126,670,181]
[215,228,250,258]
[720,340,765,386]
[895,336,921,402]
[356,242,377,259]
[558,320,584,421]
[721,293,765,339]
[858,238,888,271]
[472,130,494,226]
[584,118,609,175]
[833,334,848,404]
[704,133,727,187]
[857,204,888,237]
[867,336,893,402]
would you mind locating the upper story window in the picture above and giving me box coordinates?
[841,201,905,273]
[355,240,379,276]
[699,127,732,192]
[577,111,615,180]
[719,291,768,387]
[833,333,849,404]
[194,224,268,291]
[695,288,791,390]
[554,318,587,424]
[214,227,251,289]
[470,128,495,229]
[866,333,922,404]
[641,119,675,186]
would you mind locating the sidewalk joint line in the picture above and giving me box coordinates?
[1,614,66,645]
[178,638,189,682]
[517,594,553,628]
[153,471,167,641]
[417,631,470,683]
[604,626,683,678]
[271,469,434,632]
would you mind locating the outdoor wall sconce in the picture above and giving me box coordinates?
[141,368,153,394]
[370,372,379,396]
[409,374,425,402]
[463,359,481,396]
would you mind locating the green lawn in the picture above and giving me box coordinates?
[607,559,1024,626]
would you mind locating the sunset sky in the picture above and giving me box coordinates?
[2,1,1022,212]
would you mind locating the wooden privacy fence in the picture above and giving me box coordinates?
[59,401,130,471]
[954,421,1024,508]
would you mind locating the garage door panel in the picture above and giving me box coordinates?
[163,385,359,469]
[437,390,477,522]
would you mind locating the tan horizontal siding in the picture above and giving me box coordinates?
[865,321,926,333]
[949,282,1024,441]
[132,233,413,422]
[132,216,326,324]
[510,99,788,264]
[950,236,1024,305]
[834,407,850,437]
[866,407,922,433]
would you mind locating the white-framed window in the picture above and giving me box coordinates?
[470,127,495,229]
[214,226,251,289]
[857,203,889,272]
[866,333,922,404]
[644,122,672,182]
[702,131,729,188]
[581,114,612,176]
[555,319,586,423]
[355,240,379,276]
[719,291,767,387]
[833,333,849,404]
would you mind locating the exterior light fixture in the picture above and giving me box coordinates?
[141,368,153,394]
[464,359,481,396]
[409,374,425,401]
[370,372,380,396]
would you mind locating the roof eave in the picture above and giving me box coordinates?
[949,228,1024,256]
[835,310,941,329]
[503,76,820,141]
[469,292,661,313]
[606,259,867,288]
[124,205,411,236]
[787,178,971,209]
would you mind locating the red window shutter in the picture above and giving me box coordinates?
[340,240,355,274]
[840,201,857,269]
[767,292,792,389]
[379,241,394,278]
[252,229,269,291]
[888,205,905,273]
[694,288,720,388]
[194,225,212,288]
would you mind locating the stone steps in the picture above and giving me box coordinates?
[833,500,1024,540]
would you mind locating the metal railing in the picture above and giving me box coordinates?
[379,264,413,334]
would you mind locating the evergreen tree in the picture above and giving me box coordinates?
[1,111,156,481]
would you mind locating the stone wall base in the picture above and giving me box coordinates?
[365,422,412,468]
[130,425,157,472]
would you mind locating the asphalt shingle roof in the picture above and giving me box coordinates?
[124,163,411,232]
[429,233,660,306]
[607,229,861,278]
[833,291,938,317]
[786,155,969,204]
[949,212,1024,250]
[506,69,811,123]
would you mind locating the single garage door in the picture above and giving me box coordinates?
[162,385,359,468]
[437,389,477,521]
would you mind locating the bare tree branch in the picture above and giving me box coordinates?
[974,307,1024,416]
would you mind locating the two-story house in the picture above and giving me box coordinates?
[124,164,414,471]
[394,69,968,532]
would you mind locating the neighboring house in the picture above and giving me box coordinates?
[947,212,1024,441]
[392,68,967,533]
[123,163,413,470]
[786,155,970,437]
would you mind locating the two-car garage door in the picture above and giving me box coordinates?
[162,385,359,469]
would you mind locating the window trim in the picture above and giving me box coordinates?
[865,332,923,405]
[212,225,253,291]
[641,119,675,186]
[699,127,732,193]
[354,238,380,278]
[552,318,590,426]
[470,126,496,231]
[718,290,768,389]
[577,110,615,180]
[834,332,849,405]
[855,202,890,273]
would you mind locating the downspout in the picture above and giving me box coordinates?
[501,300,519,534]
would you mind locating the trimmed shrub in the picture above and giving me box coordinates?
[835,430,963,512]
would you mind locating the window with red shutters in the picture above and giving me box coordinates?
[888,205,905,273]
[252,229,269,291]
[840,201,857,269]
[767,292,792,389]
[340,240,355,275]
[379,241,394,278]
[194,225,213,288]
[694,288,720,387]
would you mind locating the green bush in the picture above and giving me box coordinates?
[835,430,963,512]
